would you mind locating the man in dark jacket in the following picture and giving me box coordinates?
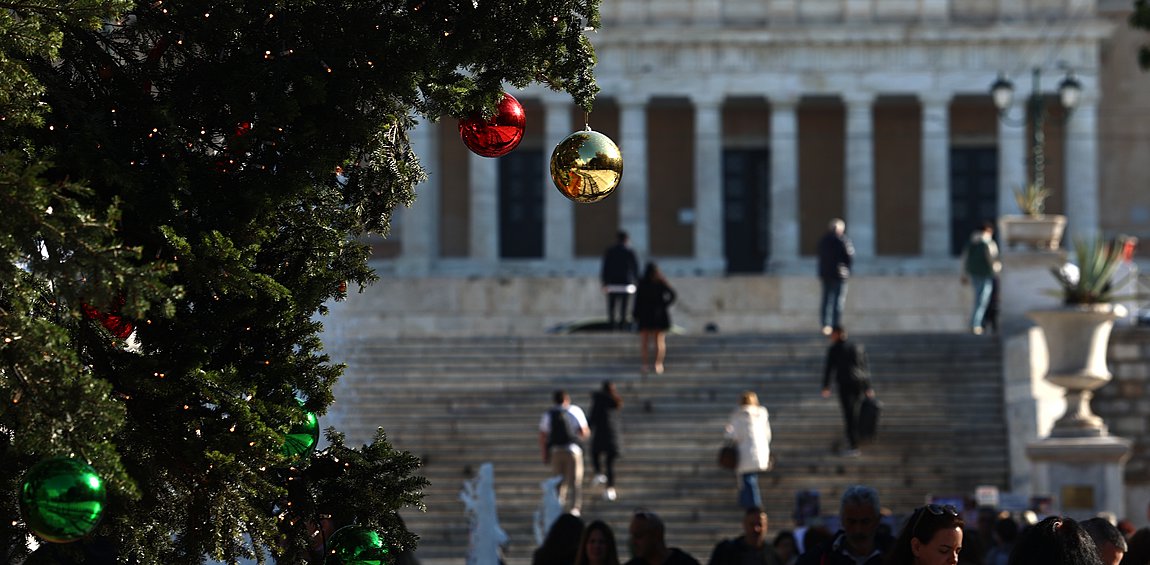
[601,230,640,330]
[626,510,701,565]
[795,485,892,565]
[708,507,782,565]
[817,218,854,335]
[821,327,873,457]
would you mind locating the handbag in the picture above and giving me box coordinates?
[717,442,738,470]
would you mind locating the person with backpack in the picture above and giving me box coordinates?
[959,220,1001,335]
[539,390,591,516]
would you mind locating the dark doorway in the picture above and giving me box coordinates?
[949,147,998,256]
[723,149,771,272]
[498,150,544,258]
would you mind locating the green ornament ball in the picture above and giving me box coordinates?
[326,525,389,564]
[19,457,107,543]
[281,406,319,457]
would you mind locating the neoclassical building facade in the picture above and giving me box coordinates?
[381,0,1149,278]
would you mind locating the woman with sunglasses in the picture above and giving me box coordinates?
[886,504,964,565]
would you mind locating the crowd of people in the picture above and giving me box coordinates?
[526,483,1150,565]
[557,223,1146,565]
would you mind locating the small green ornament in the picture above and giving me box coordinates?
[326,525,389,565]
[20,457,107,543]
[281,404,319,457]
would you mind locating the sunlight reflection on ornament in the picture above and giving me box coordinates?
[327,525,389,564]
[549,128,623,203]
[20,458,106,543]
[457,93,526,158]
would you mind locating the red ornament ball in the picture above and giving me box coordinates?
[458,93,526,158]
[81,302,135,339]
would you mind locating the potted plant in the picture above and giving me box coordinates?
[1027,236,1128,438]
[998,183,1067,250]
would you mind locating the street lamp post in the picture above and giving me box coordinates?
[990,67,1083,195]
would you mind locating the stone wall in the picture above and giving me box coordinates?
[324,274,970,338]
[1099,327,1150,524]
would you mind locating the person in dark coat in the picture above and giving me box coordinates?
[534,512,586,565]
[601,230,641,330]
[821,326,873,457]
[795,485,892,565]
[625,510,701,565]
[1009,516,1103,565]
[817,218,854,335]
[633,262,676,376]
[708,506,783,565]
[588,380,623,501]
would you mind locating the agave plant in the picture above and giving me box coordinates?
[1014,183,1050,216]
[1050,236,1125,304]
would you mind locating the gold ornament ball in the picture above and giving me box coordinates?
[549,129,623,203]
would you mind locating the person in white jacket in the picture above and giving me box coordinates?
[725,391,773,509]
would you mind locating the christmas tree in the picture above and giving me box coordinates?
[0,0,599,562]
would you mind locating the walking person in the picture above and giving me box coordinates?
[960,221,1001,335]
[817,218,854,335]
[601,230,641,330]
[633,262,676,376]
[725,391,772,510]
[538,390,591,516]
[821,326,873,457]
[588,380,623,502]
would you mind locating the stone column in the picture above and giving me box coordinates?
[769,96,800,267]
[1067,0,1094,13]
[543,97,575,261]
[693,94,725,272]
[400,116,438,275]
[844,0,870,20]
[998,0,1025,19]
[469,146,499,263]
[619,95,651,258]
[921,0,948,20]
[1064,95,1100,239]
[844,93,876,259]
[921,94,951,258]
[692,0,720,24]
[767,0,797,21]
[999,248,1068,498]
[998,97,1027,219]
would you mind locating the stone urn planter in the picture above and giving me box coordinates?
[1028,303,1127,438]
[999,214,1067,251]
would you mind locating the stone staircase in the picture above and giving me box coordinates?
[324,332,1007,563]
